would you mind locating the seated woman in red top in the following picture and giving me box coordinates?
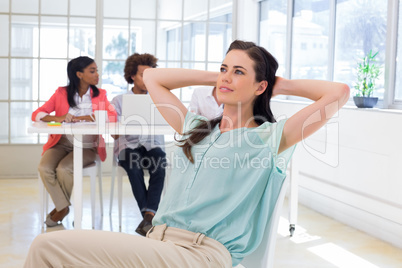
[32,56,117,227]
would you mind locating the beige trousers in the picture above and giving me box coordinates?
[23,224,232,268]
[38,135,97,211]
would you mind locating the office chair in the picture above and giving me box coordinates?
[108,155,145,230]
[236,175,290,268]
[38,154,103,229]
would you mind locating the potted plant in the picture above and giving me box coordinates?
[353,50,381,108]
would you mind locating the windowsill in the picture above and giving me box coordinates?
[271,99,402,115]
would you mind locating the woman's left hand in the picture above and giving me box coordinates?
[272,76,286,98]
[71,115,94,122]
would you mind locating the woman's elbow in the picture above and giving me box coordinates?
[339,83,350,106]
[143,68,156,90]
[333,83,350,107]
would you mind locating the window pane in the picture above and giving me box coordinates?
[184,0,208,21]
[11,59,38,100]
[207,62,221,72]
[102,60,127,100]
[183,22,206,61]
[103,19,129,60]
[70,0,96,16]
[40,16,68,58]
[12,0,38,14]
[0,59,9,100]
[167,28,182,61]
[11,15,39,57]
[158,0,182,20]
[10,102,37,144]
[0,0,9,12]
[131,0,156,19]
[210,0,232,22]
[130,20,156,55]
[291,0,329,80]
[39,59,68,101]
[165,61,181,68]
[259,0,287,77]
[334,0,387,99]
[182,62,206,70]
[0,103,8,143]
[69,17,96,58]
[394,1,402,101]
[104,0,129,18]
[0,15,9,56]
[157,21,182,61]
[208,22,231,62]
[41,0,67,15]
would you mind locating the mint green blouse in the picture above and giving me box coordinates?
[153,112,296,266]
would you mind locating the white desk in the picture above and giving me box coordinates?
[28,122,174,229]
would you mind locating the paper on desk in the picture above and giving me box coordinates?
[62,121,97,125]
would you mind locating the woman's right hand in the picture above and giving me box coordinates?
[40,114,69,123]
[144,68,218,134]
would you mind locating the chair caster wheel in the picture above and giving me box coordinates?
[289,224,295,237]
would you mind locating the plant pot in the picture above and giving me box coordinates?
[353,96,378,108]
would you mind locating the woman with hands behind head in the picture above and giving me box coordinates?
[32,56,117,227]
[24,41,348,267]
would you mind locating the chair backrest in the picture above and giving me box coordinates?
[240,176,289,268]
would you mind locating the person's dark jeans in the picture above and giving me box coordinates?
[118,146,166,215]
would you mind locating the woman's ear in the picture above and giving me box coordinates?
[255,80,268,96]
[76,71,83,80]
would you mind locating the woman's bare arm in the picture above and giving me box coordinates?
[143,68,218,133]
[274,77,350,154]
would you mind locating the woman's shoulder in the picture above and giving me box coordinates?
[256,119,279,130]
[53,86,68,96]
[55,86,67,91]
[258,118,287,129]
[97,87,108,95]
[92,87,108,99]
[252,119,287,141]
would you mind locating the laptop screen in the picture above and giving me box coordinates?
[121,94,169,126]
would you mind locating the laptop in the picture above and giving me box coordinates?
[121,94,169,126]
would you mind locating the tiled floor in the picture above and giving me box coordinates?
[1,177,402,268]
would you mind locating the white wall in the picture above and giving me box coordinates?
[272,100,402,249]
[0,145,114,178]
[0,142,179,178]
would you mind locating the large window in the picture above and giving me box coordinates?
[291,0,330,81]
[259,0,393,106]
[394,0,402,101]
[259,0,288,77]
[334,0,386,99]
[102,0,232,103]
[0,0,233,144]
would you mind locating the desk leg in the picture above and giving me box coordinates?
[73,134,83,229]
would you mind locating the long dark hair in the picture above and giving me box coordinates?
[66,56,99,108]
[177,40,279,163]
